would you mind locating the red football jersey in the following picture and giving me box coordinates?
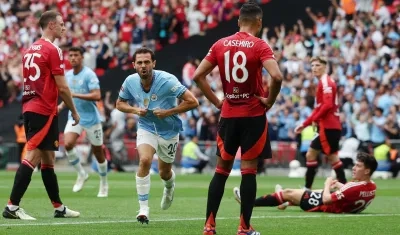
[204,32,275,118]
[323,181,376,213]
[303,74,341,130]
[22,38,64,116]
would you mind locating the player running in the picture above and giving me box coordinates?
[193,2,283,235]
[3,11,80,220]
[233,152,377,214]
[294,56,347,190]
[116,47,198,224]
[58,47,108,197]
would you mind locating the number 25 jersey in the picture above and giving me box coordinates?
[22,38,64,115]
[204,32,275,118]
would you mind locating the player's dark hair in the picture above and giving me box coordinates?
[310,56,328,65]
[69,47,85,55]
[133,47,156,62]
[357,152,378,176]
[39,10,61,29]
[239,1,263,23]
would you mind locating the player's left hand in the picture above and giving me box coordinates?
[153,109,170,119]
[254,95,273,111]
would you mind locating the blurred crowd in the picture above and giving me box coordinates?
[1,0,266,108]
[2,0,400,148]
[180,0,400,148]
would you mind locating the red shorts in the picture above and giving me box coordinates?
[216,115,271,161]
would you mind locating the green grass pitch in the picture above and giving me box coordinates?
[0,171,399,235]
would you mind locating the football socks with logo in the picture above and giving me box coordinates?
[8,159,34,208]
[41,164,64,210]
[205,167,230,226]
[66,148,86,176]
[239,169,257,229]
[136,173,151,208]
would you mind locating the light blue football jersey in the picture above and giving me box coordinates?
[118,70,187,139]
[66,66,102,128]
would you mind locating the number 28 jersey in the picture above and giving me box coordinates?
[22,38,64,116]
[204,32,275,118]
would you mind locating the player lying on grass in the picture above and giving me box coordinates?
[233,152,377,213]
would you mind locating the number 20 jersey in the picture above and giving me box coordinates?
[204,32,275,118]
[22,38,64,116]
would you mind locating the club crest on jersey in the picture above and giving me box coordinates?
[151,94,157,101]
[233,87,239,94]
[335,191,344,200]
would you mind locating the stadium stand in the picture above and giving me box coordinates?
[0,0,399,177]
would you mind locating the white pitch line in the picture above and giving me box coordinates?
[1,213,399,227]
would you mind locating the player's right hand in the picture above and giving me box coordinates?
[57,105,63,114]
[294,124,304,134]
[71,112,80,126]
[135,108,148,117]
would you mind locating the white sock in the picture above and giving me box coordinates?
[55,204,65,212]
[7,204,19,211]
[66,148,86,176]
[136,173,151,208]
[97,159,108,184]
[162,170,175,189]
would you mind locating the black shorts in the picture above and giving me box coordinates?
[310,128,341,155]
[216,115,271,161]
[23,112,59,151]
[299,190,324,212]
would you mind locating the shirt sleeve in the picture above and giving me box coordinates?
[303,82,334,127]
[49,46,64,76]
[258,40,275,63]
[87,71,100,91]
[118,77,134,100]
[204,42,218,66]
[165,76,187,98]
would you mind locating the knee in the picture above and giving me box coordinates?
[158,168,171,181]
[139,155,153,170]
[64,142,75,151]
[282,189,293,201]
[306,151,317,161]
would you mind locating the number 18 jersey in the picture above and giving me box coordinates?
[204,32,275,118]
[22,38,65,116]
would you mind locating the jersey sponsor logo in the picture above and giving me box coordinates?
[23,90,36,96]
[223,40,255,48]
[151,94,157,101]
[233,87,239,94]
[90,78,98,84]
[225,92,250,99]
[144,98,149,108]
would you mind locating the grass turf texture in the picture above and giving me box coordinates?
[0,172,399,235]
